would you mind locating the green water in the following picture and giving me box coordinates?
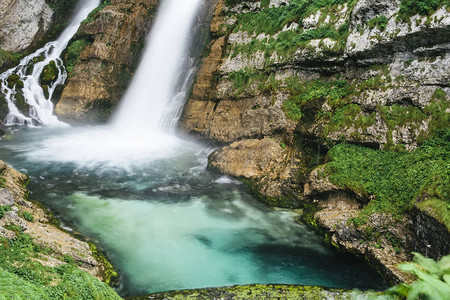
[0,127,386,297]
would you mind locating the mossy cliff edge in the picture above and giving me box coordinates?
[0,160,120,299]
[181,0,450,284]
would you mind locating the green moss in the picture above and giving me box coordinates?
[6,74,24,89]
[129,284,351,300]
[397,0,449,21]
[40,61,59,85]
[64,39,90,73]
[324,129,450,223]
[88,242,118,286]
[0,47,22,73]
[417,198,450,231]
[81,0,112,25]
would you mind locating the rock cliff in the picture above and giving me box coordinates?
[54,0,159,122]
[0,0,80,72]
[181,0,450,284]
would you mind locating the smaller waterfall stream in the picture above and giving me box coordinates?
[0,0,100,126]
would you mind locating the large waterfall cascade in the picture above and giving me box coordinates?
[0,0,100,126]
[112,0,203,133]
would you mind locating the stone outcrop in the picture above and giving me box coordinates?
[208,138,304,207]
[0,160,112,281]
[409,204,450,260]
[303,171,415,284]
[0,0,54,53]
[55,0,159,122]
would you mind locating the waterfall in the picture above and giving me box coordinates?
[112,0,203,133]
[0,0,100,126]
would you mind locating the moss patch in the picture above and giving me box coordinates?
[128,284,352,300]
[324,129,450,224]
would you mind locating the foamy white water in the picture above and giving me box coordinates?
[0,0,100,126]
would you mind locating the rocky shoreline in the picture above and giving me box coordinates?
[0,159,120,297]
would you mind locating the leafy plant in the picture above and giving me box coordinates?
[22,211,34,222]
[368,15,389,31]
[387,253,450,299]
[0,206,12,219]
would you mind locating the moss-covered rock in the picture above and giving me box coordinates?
[40,60,60,85]
[128,284,352,300]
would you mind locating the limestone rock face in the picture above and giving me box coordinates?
[55,0,159,122]
[183,1,449,282]
[209,138,304,207]
[181,0,449,150]
[0,0,54,52]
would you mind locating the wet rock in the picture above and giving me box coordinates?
[409,204,450,260]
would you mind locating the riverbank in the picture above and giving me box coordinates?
[0,159,120,299]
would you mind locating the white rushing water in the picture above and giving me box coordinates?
[0,0,100,126]
[112,0,203,133]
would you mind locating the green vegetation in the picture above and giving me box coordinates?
[324,129,449,224]
[389,253,450,300]
[368,15,389,31]
[65,39,90,73]
[81,0,112,25]
[22,211,34,222]
[398,0,450,21]
[40,61,59,85]
[283,79,352,122]
[0,206,12,220]
[0,226,121,299]
[88,241,118,286]
[226,0,356,61]
[131,284,351,300]
[0,169,6,188]
[0,47,22,73]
